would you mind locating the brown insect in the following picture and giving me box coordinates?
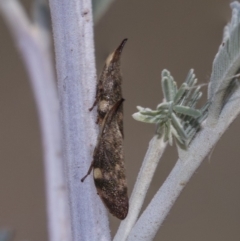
[81,39,129,220]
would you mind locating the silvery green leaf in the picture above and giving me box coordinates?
[198,101,211,122]
[200,101,211,113]
[136,106,145,111]
[185,127,199,144]
[187,88,202,107]
[181,79,198,105]
[156,102,170,110]
[161,69,170,77]
[140,109,162,116]
[162,121,170,143]
[208,2,240,122]
[186,73,197,88]
[132,113,159,124]
[161,76,175,102]
[146,116,161,123]
[172,77,177,97]
[171,112,187,140]
[171,124,186,147]
[133,68,209,149]
[136,106,152,112]
[185,69,195,85]
[192,92,203,108]
[173,105,201,118]
[174,83,188,104]
[132,112,147,122]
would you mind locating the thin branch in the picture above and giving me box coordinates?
[48,0,111,240]
[114,135,167,241]
[0,1,71,241]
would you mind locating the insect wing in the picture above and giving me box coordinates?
[93,99,128,219]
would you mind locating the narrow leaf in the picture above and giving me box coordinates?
[174,83,188,104]
[173,105,201,118]
[161,76,175,102]
[171,112,187,140]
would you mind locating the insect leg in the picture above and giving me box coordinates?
[81,161,94,182]
[89,99,98,111]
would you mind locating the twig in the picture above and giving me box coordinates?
[114,135,167,241]
[48,0,111,240]
[0,1,71,241]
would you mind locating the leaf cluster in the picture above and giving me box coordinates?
[133,69,209,148]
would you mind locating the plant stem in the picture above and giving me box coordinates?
[0,1,72,241]
[114,135,167,241]
[48,0,111,240]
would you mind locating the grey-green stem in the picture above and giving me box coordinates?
[48,0,111,240]
[0,1,71,241]
[114,135,167,241]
